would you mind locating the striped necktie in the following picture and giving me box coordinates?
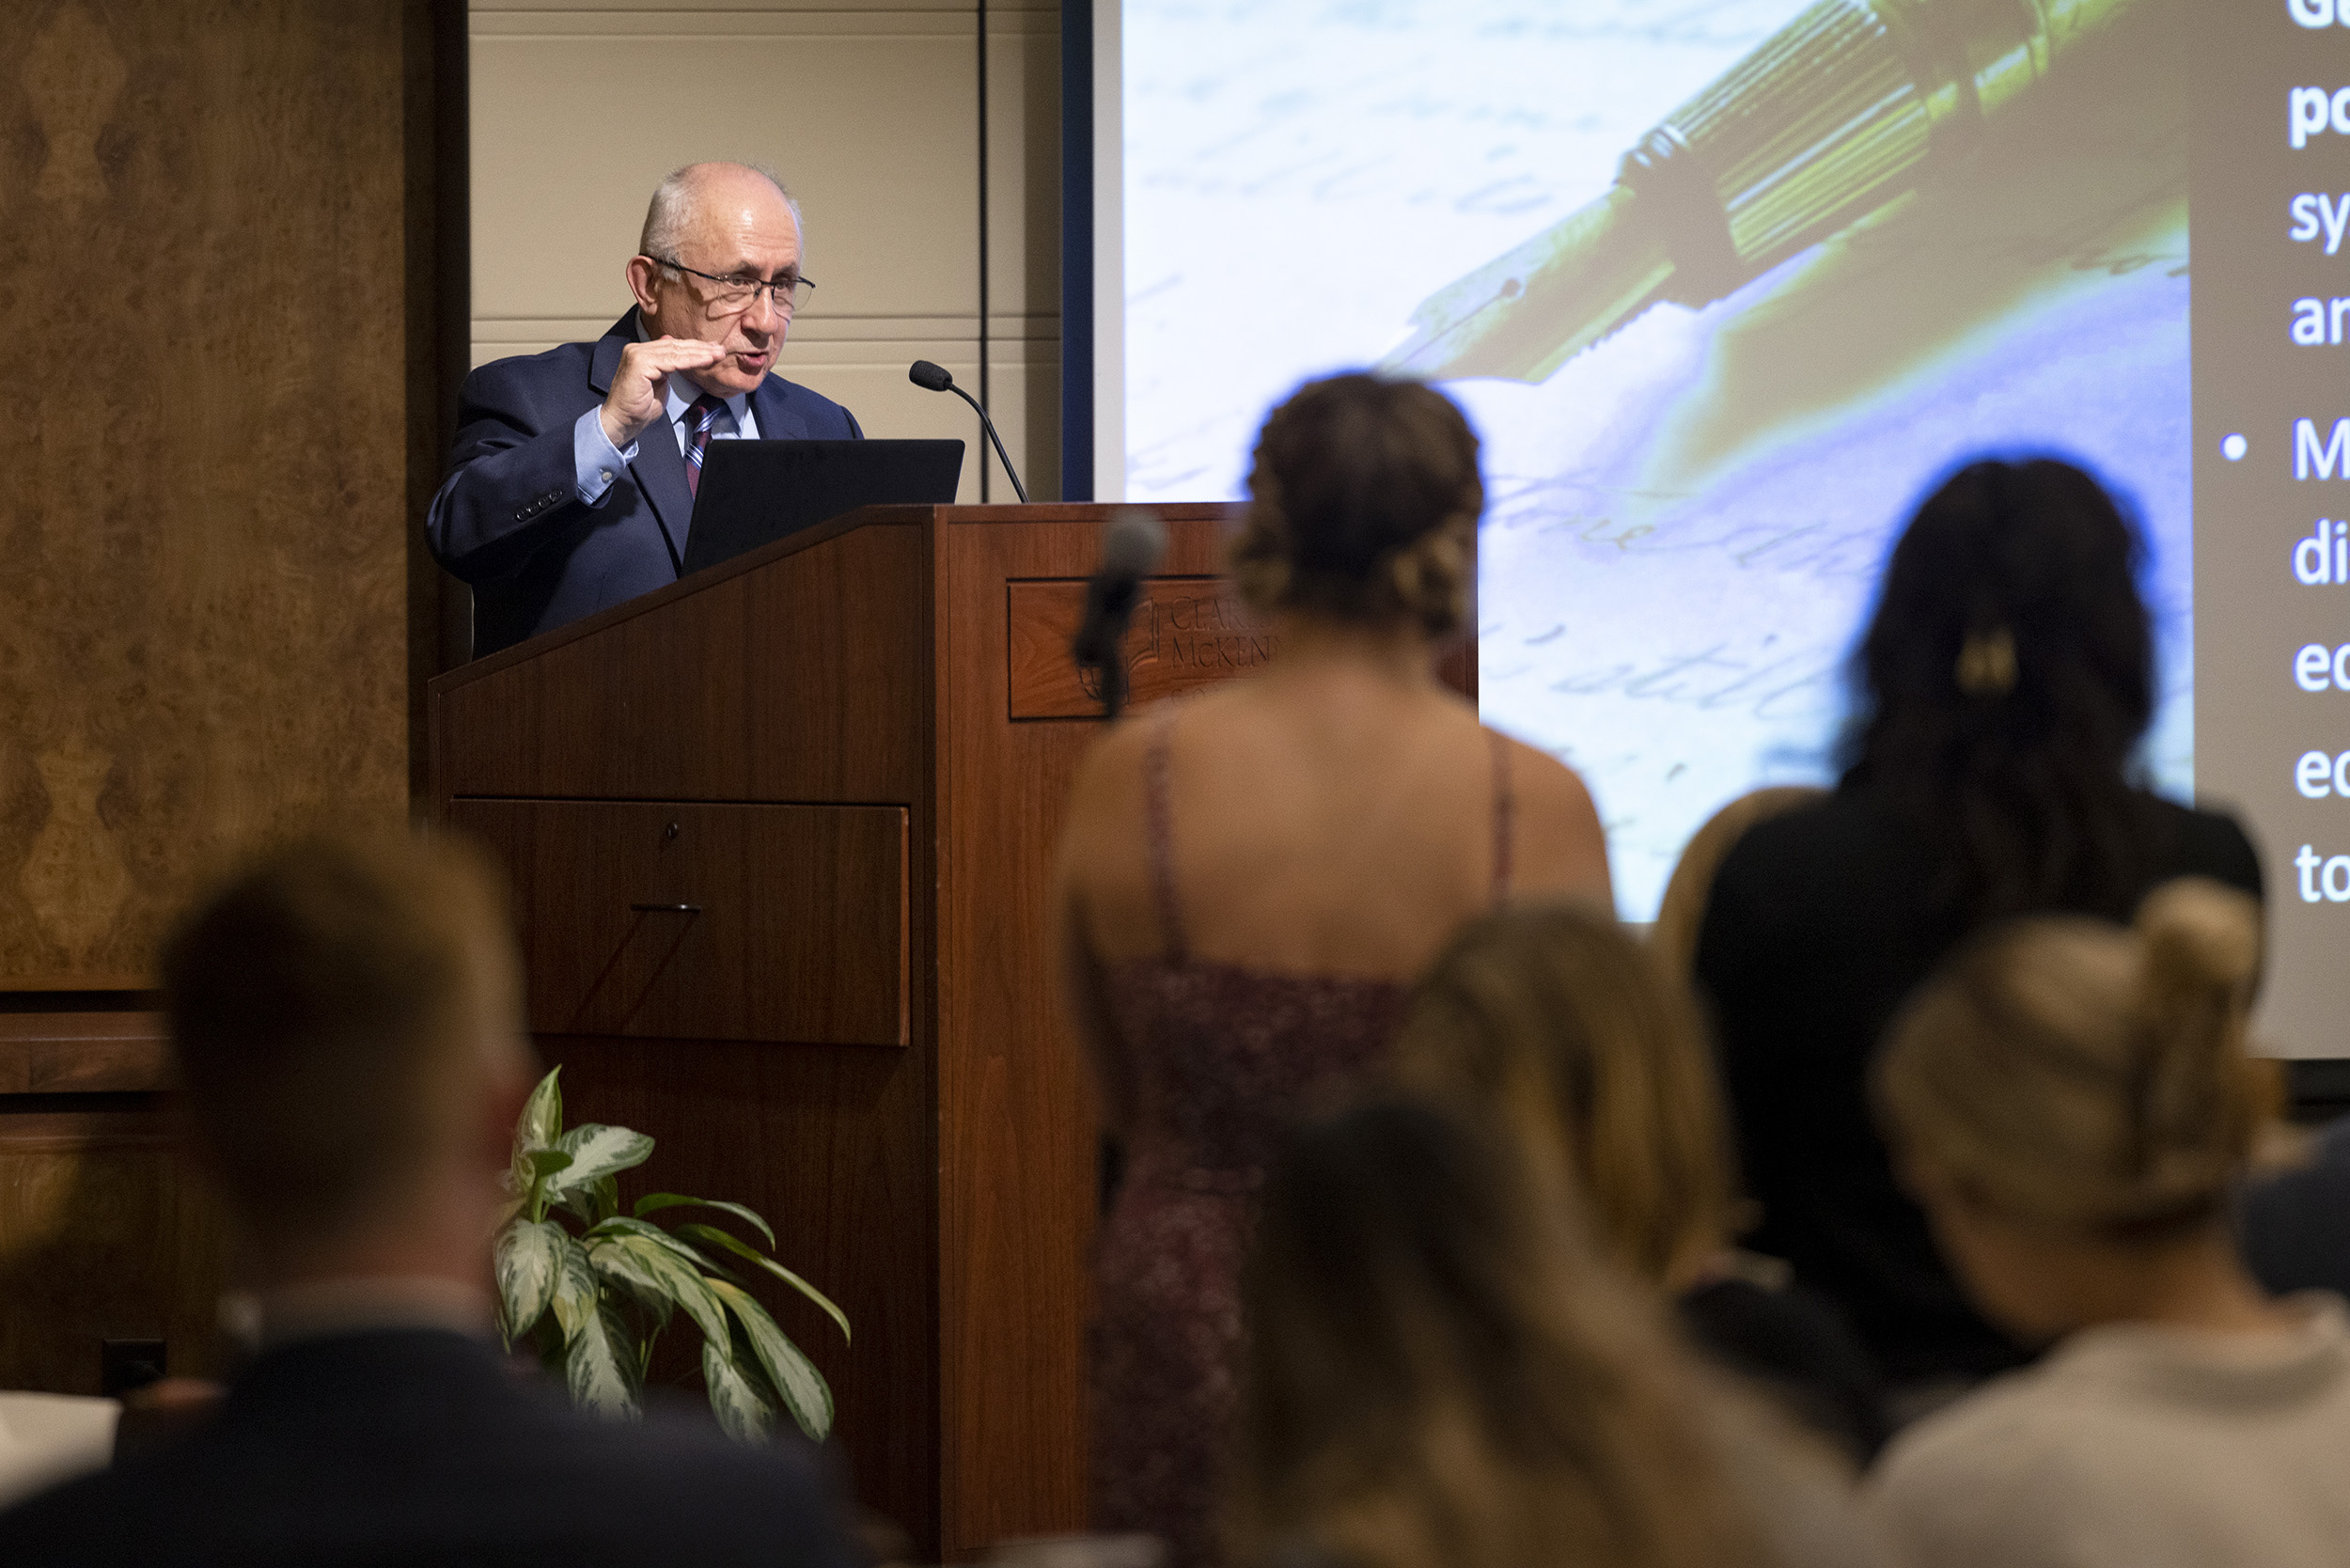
[684,393,732,498]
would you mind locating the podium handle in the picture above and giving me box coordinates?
[629,902,702,914]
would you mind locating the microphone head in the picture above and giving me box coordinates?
[1101,508,1169,580]
[908,359,955,392]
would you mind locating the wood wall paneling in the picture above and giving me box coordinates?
[0,1103,229,1395]
[0,0,444,1405]
[0,0,413,988]
[0,1013,170,1096]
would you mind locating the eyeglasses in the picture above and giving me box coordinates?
[648,256,816,314]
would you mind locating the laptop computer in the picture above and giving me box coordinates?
[680,439,965,575]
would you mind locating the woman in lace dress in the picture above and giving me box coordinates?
[1052,373,1614,1566]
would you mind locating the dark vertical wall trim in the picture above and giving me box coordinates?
[405,0,472,805]
[977,0,993,503]
[1059,0,1093,502]
[434,0,473,680]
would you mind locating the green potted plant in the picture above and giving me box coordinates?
[492,1066,847,1441]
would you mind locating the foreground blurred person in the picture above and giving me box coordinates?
[1231,1101,1878,1568]
[1693,459,2261,1395]
[0,833,855,1567]
[1055,373,1611,1564]
[1391,903,1888,1464]
[1869,880,2350,1567]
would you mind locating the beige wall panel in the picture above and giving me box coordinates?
[985,7,1059,321]
[981,344,1062,505]
[795,353,990,505]
[469,15,979,327]
[984,6,1061,500]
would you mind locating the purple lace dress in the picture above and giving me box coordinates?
[1089,704,1512,1566]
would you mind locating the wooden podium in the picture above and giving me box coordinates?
[428,502,1254,1560]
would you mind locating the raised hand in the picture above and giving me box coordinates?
[599,337,730,450]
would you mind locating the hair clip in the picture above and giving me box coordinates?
[1956,627,2018,697]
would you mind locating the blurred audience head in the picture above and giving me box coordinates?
[1231,372,1481,639]
[1845,457,2154,918]
[1232,1099,1767,1568]
[1391,903,1737,1291]
[1875,877,2276,1338]
[163,830,529,1272]
[1650,786,1827,980]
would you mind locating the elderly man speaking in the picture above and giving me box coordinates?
[428,162,861,657]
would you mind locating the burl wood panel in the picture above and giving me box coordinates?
[449,801,910,1047]
[0,1,411,988]
[0,1105,228,1393]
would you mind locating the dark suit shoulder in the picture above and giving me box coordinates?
[459,337,603,402]
[0,1332,855,1568]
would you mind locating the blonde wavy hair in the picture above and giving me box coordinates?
[1231,1101,1771,1568]
[1230,373,1482,638]
[1875,876,2278,1238]
[1389,903,1739,1291]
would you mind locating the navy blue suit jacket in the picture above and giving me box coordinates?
[0,1329,861,1567]
[427,314,863,658]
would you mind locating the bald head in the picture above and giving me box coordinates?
[640,162,803,267]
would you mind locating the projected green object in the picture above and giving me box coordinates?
[1384,0,2144,383]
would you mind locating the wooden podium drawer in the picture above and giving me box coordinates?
[446,800,908,1047]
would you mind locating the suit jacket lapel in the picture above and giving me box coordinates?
[588,315,634,395]
[630,416,695,572]
[751,375,807,441]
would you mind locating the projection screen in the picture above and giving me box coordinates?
[1081,0,2349,1059]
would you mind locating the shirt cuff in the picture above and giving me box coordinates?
[573,407,638,505]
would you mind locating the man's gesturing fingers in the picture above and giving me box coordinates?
[600,337,732,450]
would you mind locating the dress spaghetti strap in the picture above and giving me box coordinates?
[1143,702,1189,964]
[1488,729,1514,907]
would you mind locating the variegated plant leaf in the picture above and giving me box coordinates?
[677,1223,851,1344]
[517,1067,563,1152]
[563,1299,640,1419]
[709,1277,832,1440]
[586,1215,709,1272]
[585,1236,676,1332]
[550,1235,599,1342]
[552,1168,612,1228]
[547,1123,654,1196]
[494,1218,565,1341]
[601,1232,729,1350]
[702,1337,776,1442]
[633,1193,776,1248]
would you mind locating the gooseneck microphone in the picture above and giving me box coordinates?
[1072,509,1168,720]
[908,359,1029,503]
